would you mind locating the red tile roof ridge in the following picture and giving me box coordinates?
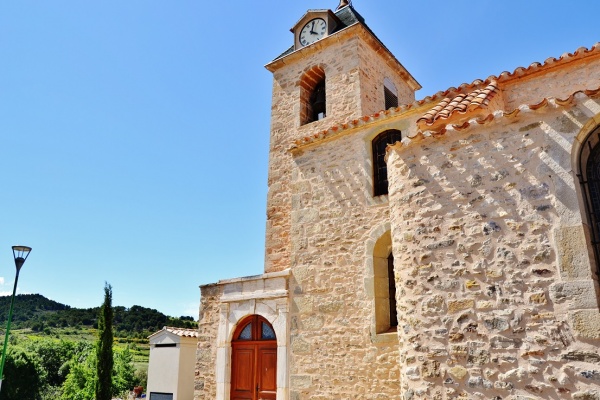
[485,42,600,83]
[413,83,600,139]
[415,42,600,105]
[291,82,600,151]
[290,43,600,151]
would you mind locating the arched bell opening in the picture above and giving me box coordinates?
[300,65,326,125]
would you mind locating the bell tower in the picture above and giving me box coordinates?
[262,2,420,273]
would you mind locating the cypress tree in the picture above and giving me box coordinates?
[95,283,113,400]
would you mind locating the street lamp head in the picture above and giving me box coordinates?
[12,246,32,271]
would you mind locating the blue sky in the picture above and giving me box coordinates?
[1,1,598,318]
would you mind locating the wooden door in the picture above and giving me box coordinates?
[231,344,255,400]
[231,316,277,400]
[257,345,277,399]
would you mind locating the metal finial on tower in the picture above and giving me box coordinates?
[336,0,350,10]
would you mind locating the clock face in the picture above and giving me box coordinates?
[299,18,327,47]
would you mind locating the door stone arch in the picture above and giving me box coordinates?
[213,270,290,400]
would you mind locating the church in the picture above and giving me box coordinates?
[195,1,600,399]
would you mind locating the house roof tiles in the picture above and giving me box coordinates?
[164,326,198,338]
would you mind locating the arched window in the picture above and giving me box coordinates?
[373,231,397,333]
[300,66,326,125]
[233,315,277,342]
[577,124,600,280]
[372,129,402,196]
[384,77,398,110]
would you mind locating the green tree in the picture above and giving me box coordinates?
[134,368,148,391]
[96,283,113,400]
[2,347,41,400]
[113,347,136,396]
[60,349,96,400]
[23,339,93,399]
[24,339,77,388]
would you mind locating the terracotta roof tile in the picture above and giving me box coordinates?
[417,81,499,127]
[164,326,198,338]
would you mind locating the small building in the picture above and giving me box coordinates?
[147,326,198,400]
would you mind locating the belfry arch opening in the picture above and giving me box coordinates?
[384,77,399,110]
[300,65,326,125]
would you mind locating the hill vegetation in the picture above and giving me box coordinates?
[0,294,196,338]
[0,293,198,400]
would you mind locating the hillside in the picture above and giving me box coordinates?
[0,294,196,338]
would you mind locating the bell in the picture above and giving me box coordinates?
[336,0,350,10]
[312,87,326,108]
[311,85,326,120]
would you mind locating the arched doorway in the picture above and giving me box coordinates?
[231,315,277,400]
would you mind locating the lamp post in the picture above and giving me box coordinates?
[0,246,32,393]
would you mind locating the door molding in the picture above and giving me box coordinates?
[231,316,277,400]
[214,270,290,400]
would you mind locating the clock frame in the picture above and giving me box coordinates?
[299,18,327,47]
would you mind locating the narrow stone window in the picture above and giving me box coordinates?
[388,252,398,328]
[384,77,398,110]
[373,231,397,333]
[372,129,402,196]
[300,66,326,125]
[577,124,600,281]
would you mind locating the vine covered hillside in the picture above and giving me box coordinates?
[0,294,196,337]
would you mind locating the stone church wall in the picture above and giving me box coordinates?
[357,39,416,116]
[287,129,402,399]
[386,100,600,399]
[196,5,600,399]
[266,36,366,274]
